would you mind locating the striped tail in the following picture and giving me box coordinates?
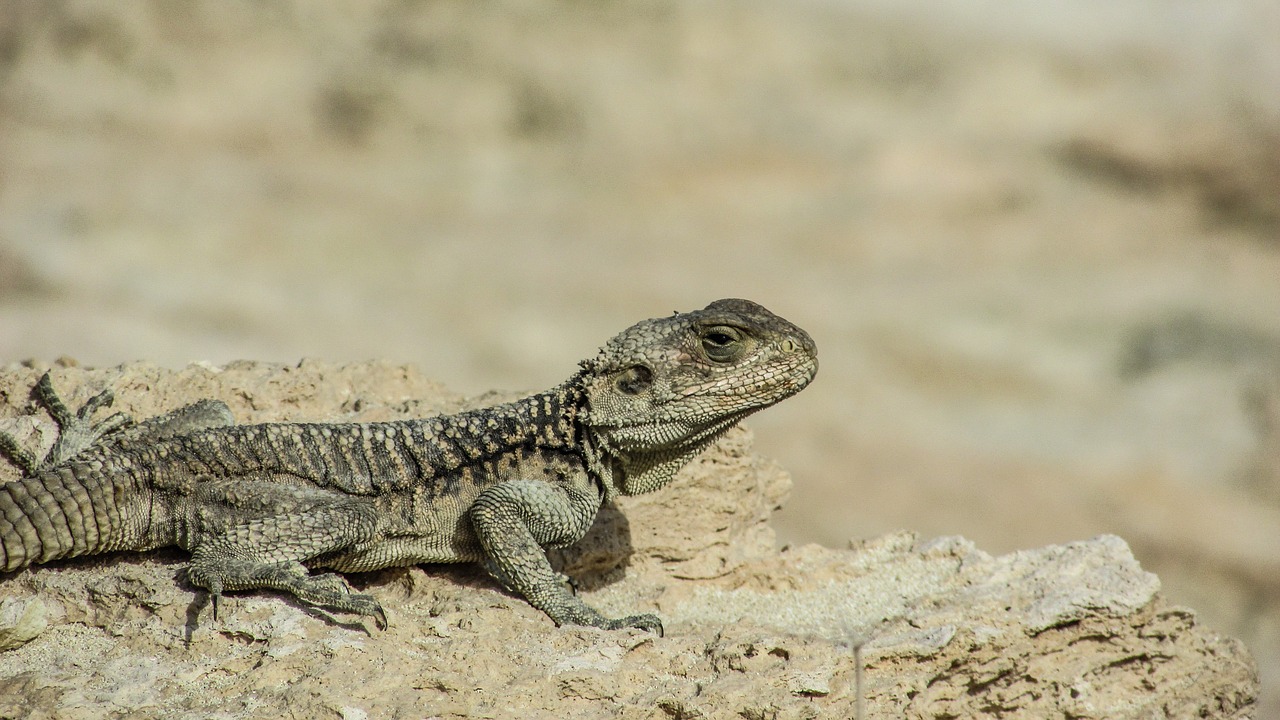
[0,464,152,572]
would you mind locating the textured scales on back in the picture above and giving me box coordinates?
[0,299,816,634]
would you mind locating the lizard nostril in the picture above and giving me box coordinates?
[780,339,799,353]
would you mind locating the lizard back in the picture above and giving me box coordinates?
[100,385,586,498]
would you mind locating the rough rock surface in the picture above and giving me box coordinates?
[0,362,1259,719]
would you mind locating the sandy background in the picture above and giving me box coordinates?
[1,0,1278,712]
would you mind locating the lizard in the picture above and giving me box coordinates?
[0,299,816,634]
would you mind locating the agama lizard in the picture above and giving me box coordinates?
[0,299,816,634]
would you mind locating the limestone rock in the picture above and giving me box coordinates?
[0,362,1259,718]
[0,598,46,652]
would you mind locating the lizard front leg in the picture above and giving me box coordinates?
[469,476,663,634]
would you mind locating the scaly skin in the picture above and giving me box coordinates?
[0,299,816,633]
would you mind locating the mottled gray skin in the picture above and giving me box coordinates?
[0,299,816,633]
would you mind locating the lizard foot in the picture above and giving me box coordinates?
[543,596,664,635]
[33,373,134,469]
[190,561,387,629]
[303,572,388,629]
[0,373,134,475]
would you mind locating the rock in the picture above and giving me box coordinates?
[0,597,47,652]
[0,362,1259,718]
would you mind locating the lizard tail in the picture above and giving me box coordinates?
[1,465,146,572]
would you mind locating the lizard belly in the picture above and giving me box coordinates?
[314,496,485,573]
[316,533,483,573]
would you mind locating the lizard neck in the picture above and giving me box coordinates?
[408,381,586,458]
[495,382,585,450]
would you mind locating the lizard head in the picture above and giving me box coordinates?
[579,298,817,495]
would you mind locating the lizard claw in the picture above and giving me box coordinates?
[557,571,580,596]
[343,593,388,629]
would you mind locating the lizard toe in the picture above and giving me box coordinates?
[608,613,664,636]
[333,591,386,626]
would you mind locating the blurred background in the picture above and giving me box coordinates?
[1,0,1278,710]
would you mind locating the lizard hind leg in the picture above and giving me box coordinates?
[128,399,236,441]
[12,373,236,473]
[0,373,134,475]
[185,502,389,628]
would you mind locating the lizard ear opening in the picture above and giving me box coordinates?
[615,365,654,395]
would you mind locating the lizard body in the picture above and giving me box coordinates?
[0,299,816,633]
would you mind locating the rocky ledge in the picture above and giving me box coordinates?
[0,361,1259,719]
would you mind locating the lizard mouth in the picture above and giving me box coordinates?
[678,351,817,405]
[601,351,816,455]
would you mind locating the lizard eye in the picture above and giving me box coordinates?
[616,365,653,395]
[700,326,744,362]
